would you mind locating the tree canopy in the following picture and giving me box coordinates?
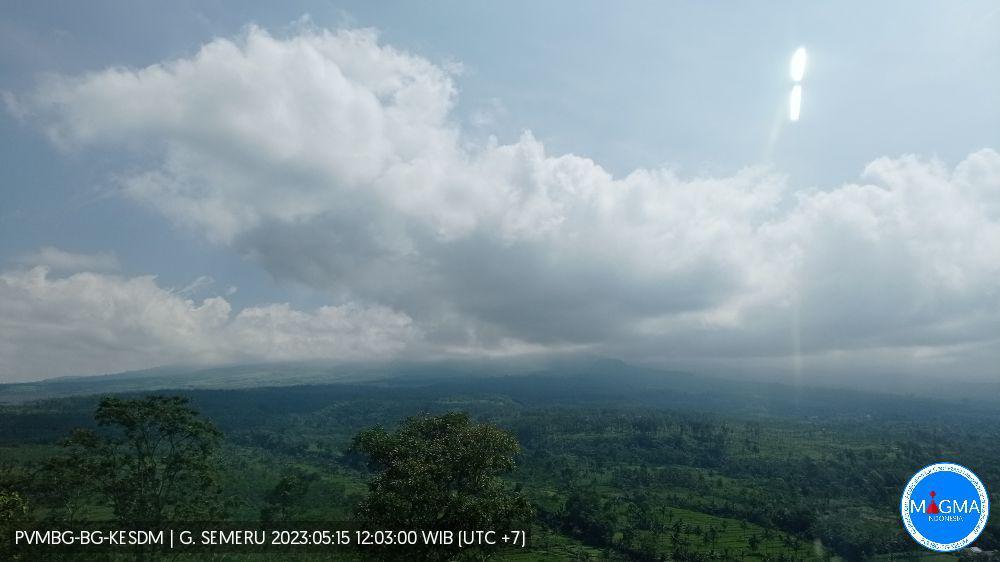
[352,412,533,559]
[56,395,224,525]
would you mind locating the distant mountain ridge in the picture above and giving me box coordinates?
[0,357,566,404]
[1,358,997,417]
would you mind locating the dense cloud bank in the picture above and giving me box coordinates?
[0,266,414,379]
[5,26,1000,379]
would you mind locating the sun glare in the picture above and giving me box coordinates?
[789,84,802,121]
[790,47,807,82]
[788,47,807,122]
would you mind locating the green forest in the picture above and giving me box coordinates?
[1,363,997,561]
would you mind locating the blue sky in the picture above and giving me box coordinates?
[1,1,998,381]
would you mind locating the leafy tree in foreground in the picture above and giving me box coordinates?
[0,489,28,559]
[56,396,224,525]
[352,412,533,560]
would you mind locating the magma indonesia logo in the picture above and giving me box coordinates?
[901,463,989,552]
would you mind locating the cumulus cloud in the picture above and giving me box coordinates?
[0,267,415,380]
[11,25,1000,377]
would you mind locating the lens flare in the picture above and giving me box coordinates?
[789,85,802,121]
[790,47,807,82]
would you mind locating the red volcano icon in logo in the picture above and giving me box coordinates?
[927,491,940,514]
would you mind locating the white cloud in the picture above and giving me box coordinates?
[0,267,415,380]
[11,25,1000,378]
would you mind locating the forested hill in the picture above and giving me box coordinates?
[2,359,997,427]
[1,362,997,447]
[3,358,996,414]
[3,362,1000,560]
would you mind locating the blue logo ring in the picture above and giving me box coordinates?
[901,462,989,552]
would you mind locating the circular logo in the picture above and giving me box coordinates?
[901,463,989,552]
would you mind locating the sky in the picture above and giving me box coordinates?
[1,1,999,382]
